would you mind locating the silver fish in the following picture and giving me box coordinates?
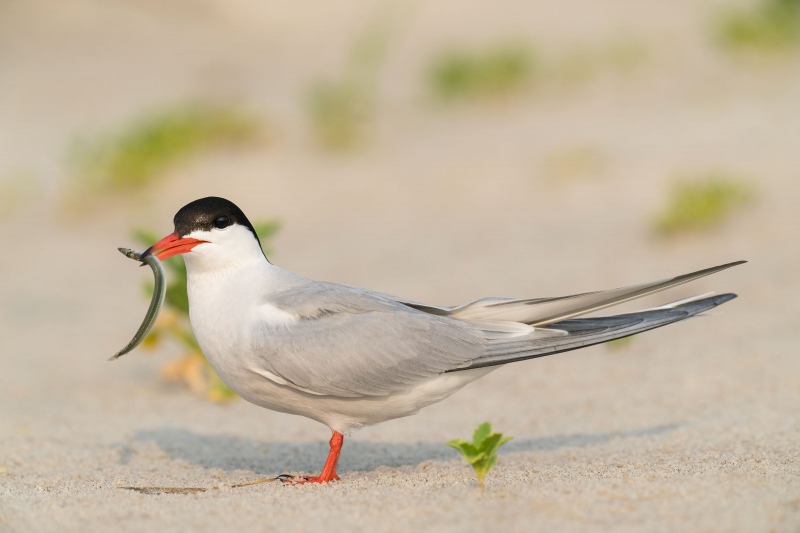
[109,248,166,361]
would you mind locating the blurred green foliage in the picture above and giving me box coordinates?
[552,36,648,87]
[428,37,646,105]
[717,0,800,51]
[72,104,260,193]
[653,175,754,236]
[447,422,512,492]
[307,81,371,151]
[429,44,535,102]
[606,336,635,350]
[306,26,390,151]
[134,220,280,402]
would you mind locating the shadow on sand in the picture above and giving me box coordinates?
[119,423,678,476]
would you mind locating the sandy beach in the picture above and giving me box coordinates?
[1,1,798,531]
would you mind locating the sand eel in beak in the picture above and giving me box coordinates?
[127,196,744,484]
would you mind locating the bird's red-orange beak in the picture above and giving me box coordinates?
[142,232,208,261]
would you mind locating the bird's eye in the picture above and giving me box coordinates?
[214,215,230,229]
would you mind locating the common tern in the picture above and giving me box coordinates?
[138,196,743,484]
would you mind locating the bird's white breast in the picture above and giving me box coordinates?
[186,260,296,381]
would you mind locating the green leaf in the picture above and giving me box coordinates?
[477,433,502,455]
[480,433,514,458]
[446,440,487,465]
[447,439,479,458]
[487,454,498,471]
[447,422,513,491]
[472,422,492,447]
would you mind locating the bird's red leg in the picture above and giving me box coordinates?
[282,431,344,484]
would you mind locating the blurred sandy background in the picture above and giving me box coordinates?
[1,0,798,531]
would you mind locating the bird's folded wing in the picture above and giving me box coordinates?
[248,265,742,398]
[248,282,563,398]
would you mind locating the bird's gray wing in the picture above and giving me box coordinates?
[246,262,742,398]
[452,293,737,370]
[400,261,745,325]
[247,281,563,398]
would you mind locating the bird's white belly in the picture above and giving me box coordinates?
[205,346,495,434]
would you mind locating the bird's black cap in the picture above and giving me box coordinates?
[174,197,262,250]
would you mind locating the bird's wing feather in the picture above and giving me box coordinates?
[412,261,744,325]
[248,282,561,398]
[453,293,736,370]
[247,264,741,398]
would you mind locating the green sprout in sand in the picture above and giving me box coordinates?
[447,422,512,491]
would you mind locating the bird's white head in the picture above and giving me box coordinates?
[142,197,266,274]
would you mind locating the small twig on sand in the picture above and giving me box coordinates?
[119,486,206,495]
[231,477,280,488]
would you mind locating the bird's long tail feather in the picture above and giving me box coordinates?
[441,261,744,326]
[451,293,736,371]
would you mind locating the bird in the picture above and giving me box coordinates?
[139,196,743,484]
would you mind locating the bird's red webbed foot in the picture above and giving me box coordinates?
[279,431,344,485]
